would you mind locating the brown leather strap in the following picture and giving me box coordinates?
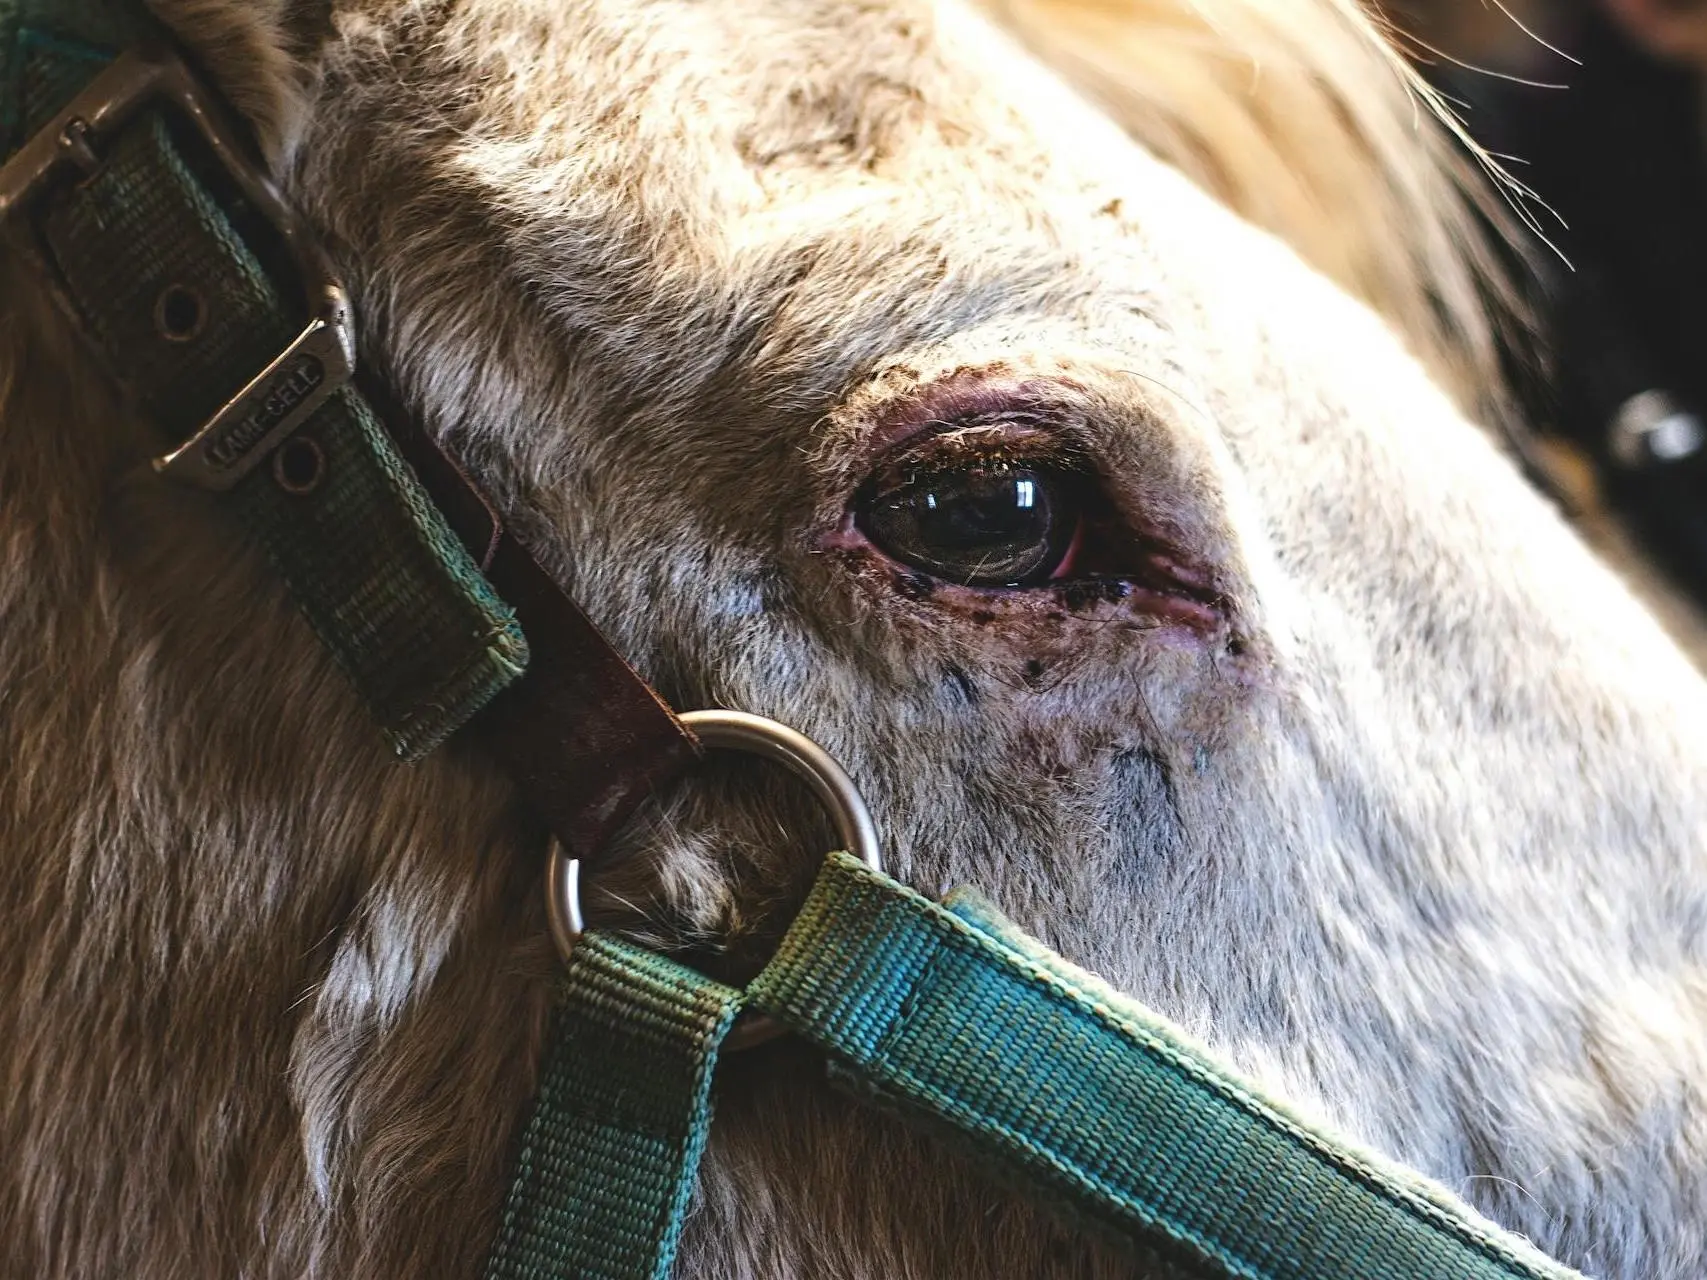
[473,534,699,866]
[378,388,700,865]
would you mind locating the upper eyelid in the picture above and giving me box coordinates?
[860,449,1078,505]
[866,420,1087,472]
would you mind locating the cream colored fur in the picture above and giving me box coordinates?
[987,0,1514,408]
[3,1,1707,1278]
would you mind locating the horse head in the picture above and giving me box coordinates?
[4,0,1706,1275]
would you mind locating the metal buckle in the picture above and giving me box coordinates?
[0,43,356,491]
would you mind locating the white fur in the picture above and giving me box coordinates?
[3,1,1706,1276]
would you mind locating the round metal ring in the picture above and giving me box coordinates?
[544,843,584,962]
[682,710,883,875]
[544,709,882,964]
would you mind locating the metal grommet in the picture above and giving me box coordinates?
[544,709,882,966]
[153,282,206,343]
[271,435,325,495]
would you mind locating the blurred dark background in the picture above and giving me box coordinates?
[1385,0,1707,627]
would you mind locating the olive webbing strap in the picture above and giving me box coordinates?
[484,932,741,1280]
[746,852,1585,1280]
[2,4,527,760]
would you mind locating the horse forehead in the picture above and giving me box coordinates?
[412,0,1207,398]
[449,0,955,146]
[352,0,1387,565]
[437,0,1128,250]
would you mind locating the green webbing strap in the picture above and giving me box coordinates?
[746,852,1583,1280]
[2,3,527,759]
[485,932,741,1280]
[497,851,1584,1280]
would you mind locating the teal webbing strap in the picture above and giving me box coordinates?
[2,5,527,759]
[490,851,1584,1280]
[748,852,1583,1280]
[485,933,741,1280]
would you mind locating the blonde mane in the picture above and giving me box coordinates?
[992,0,1512,405]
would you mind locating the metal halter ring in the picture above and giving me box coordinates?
[545,709,883,963]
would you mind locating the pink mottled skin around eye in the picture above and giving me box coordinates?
[823,511,1224,635]
[821,372,1227,638]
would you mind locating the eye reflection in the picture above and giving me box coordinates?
[856,462,1082,587]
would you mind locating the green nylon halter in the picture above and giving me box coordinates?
[493,853,1586,1280]
[485,933,741,1280]
[1,0,526,761]
[6,9,1594,1280]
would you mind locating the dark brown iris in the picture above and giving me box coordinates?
[856,461,1084,587]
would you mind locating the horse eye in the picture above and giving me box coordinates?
[855,463,1083,587]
